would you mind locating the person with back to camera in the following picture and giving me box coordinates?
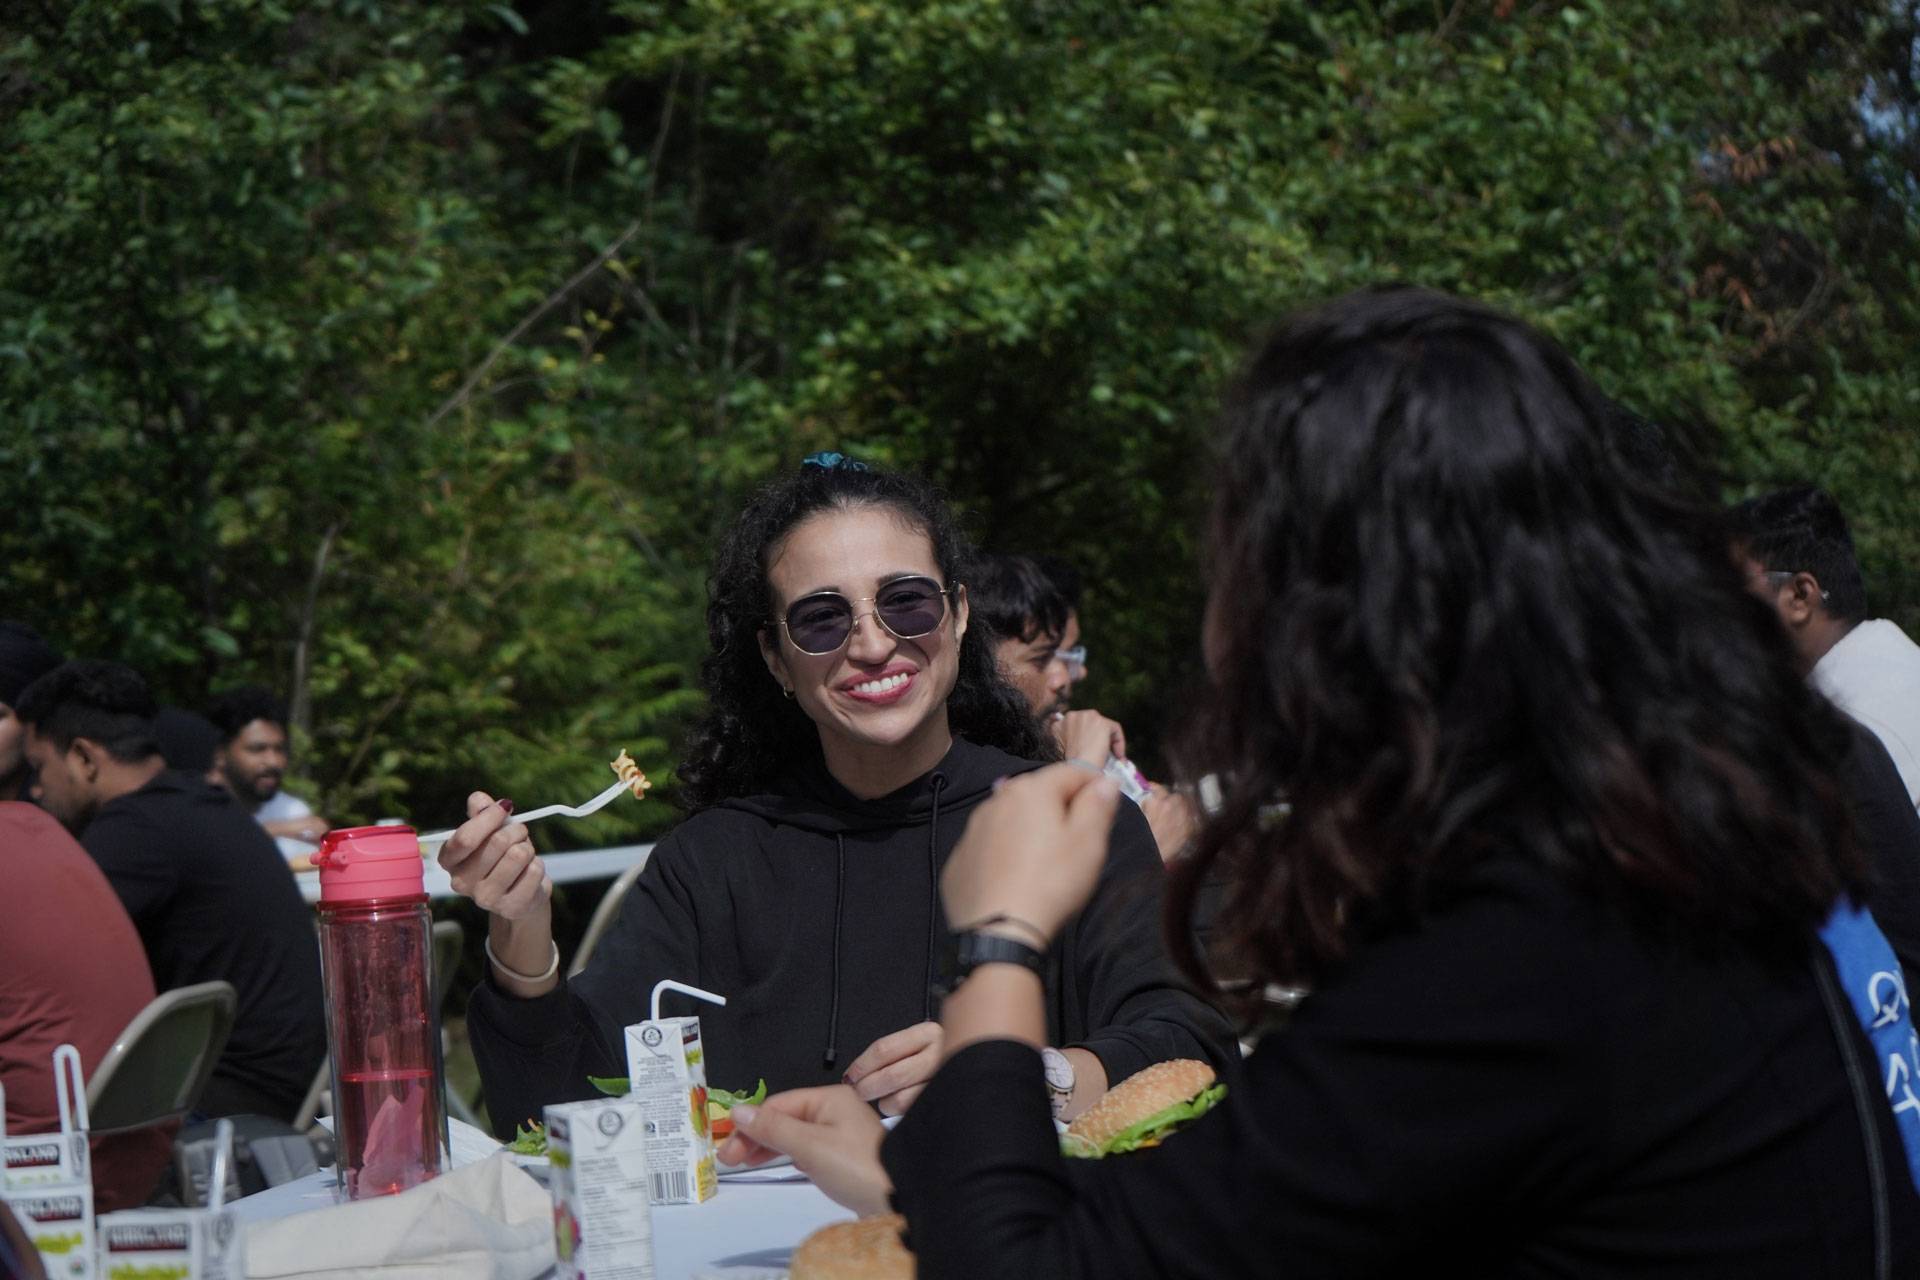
[719,289,1920,1277]
[444,456,1234,1132]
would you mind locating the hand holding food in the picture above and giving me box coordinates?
[844,1021,942,1116]
[719,1085,892,1217]
[941,763,1120,945]
[1052,708,1126,768]
[439,790,552,922]
[1062,1059,1225,1158]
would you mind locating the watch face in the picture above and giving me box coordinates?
[1041,1047,1075,1093]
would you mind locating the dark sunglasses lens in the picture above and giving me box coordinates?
[786,596,854,653]
[876,579,946,637]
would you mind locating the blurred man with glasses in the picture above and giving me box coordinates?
[972,554,1199,861]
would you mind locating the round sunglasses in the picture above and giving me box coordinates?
[774,575,960,655]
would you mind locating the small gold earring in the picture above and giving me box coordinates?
[782,686,794,699]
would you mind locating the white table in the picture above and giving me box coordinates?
[295,843,653,904]
[228,1166,850,1279]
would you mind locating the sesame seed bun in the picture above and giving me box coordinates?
[1066,1058,1217,1151]
[789,1214,915,1280]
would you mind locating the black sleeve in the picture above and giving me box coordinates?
[466,830,703,1137]
[80,808,179,923]
[1059,801,1237,1084]
[884,873,1606,1280]
[1844,720,1920,990]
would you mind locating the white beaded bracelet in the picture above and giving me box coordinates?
[485,936,561,984]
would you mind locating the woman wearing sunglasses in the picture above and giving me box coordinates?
[446,458,1234,1132]
[719,290,1920,1276]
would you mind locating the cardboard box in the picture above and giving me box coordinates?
[545,1097,655,1280]
[623,1017,718,1205]
[0,1044,96,1280]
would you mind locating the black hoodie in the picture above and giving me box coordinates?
[467,737,1235,1134]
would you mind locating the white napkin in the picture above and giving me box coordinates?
[245,1153,554,1280]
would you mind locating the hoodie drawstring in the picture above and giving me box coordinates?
[823,833,847,1070]
[923,771,949,1022]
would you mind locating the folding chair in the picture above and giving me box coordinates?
[569,856,648,978]
[84,981,237,1135]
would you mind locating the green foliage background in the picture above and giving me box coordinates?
[4,0,1918,841]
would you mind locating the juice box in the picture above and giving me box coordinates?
[95,1120,237,1280]
[622,1017,718,1205]
[545,1097,655,1280]
[0,1045,96,1280]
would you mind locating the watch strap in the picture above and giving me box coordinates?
[938,929,1047,995]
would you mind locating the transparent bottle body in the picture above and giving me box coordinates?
[316,896,450,1199]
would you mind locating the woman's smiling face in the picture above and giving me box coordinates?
[758,504,968,781]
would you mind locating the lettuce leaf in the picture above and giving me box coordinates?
[708,1079,768,1110]
[1064,1083,1226,1158]
[508,1121,548,1156]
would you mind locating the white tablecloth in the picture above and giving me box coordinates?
[228,1166,850,1279]
[295,843,653,904]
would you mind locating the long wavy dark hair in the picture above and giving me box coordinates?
[1167,288,1862,1005]
[677,461,1053,810]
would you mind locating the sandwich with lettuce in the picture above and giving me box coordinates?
[1062,1059,1224,1158]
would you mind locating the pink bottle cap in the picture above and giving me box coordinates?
[312,825,427,904]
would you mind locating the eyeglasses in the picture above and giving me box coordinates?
[775,575,959,655]
[1764,570,1830,603]
[1055,644,1087,680]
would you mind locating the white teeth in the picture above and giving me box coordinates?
[850,673,910,695]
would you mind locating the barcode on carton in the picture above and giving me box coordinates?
[651,1170,689,1203]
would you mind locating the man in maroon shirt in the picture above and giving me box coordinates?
[0,801,169,1210]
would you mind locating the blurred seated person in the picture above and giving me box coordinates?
[154,706,220,778]
[16,661,326,1122]
[1,628,171,1210]
[972,553,1198,861]
[1734,484,1920,811]
[206,685,328,855]
[0,621,60,803]
[0,803,170,1210]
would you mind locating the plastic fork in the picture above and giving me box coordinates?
[417,778,633,849]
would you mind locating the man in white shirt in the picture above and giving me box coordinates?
[206,685,329,857]
[1736,485,1920,810]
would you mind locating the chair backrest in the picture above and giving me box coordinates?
[569,857,649,978]
[85,981,237,1135]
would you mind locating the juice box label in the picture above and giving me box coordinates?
[623,1017,718,1204]
[2,1186,96,1280]
[97,1207,239,1280]
[545,1099,655,1280]
[2,1131,89,1186]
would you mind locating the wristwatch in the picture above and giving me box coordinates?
[1040,1046,1076,1118]
[936,929,1047,996]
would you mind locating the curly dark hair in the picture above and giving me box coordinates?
[1167,288,1862,1005]
[206,684,289,743]
[676,461,1053,810]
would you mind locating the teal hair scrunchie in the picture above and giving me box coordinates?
[801,451,870,472]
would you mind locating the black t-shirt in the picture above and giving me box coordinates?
[81,770,325,1120]
[884,854,1920,1278]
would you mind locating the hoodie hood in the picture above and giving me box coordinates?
[713,735,1042,834]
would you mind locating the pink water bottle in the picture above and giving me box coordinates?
[312,825,451,1199]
